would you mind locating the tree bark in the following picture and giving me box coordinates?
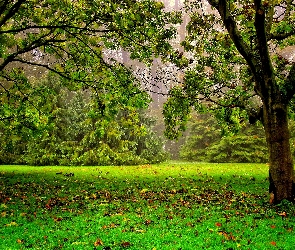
[263,102,294,203]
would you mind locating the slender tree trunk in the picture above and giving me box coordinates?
[263,102,294,204]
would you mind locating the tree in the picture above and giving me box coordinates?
[0,0,180,128]
[164,0,295,203]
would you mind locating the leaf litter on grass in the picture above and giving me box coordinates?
[0,163,295,249]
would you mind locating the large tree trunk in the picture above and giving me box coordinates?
[263,102,294,204]
[206,0,295,203]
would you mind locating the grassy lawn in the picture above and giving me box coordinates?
[1,162,295,249]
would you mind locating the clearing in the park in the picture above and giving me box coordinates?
[0,163,295,249]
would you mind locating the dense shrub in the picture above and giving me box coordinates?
[206,135,268,163]
[180,114,268,163]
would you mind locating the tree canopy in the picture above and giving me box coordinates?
[164,0,295,138]
[0,0,180,126]
[164,0,295,203]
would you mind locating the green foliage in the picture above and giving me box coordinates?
[180,115,221,161]
[163,86,195,140]
[0,0,180,158]
[1,163,295,249]
[0,74,169,166]
[0,0,179,166]
[0,74,55,164]
[180,115,268,163]
[206,134,268,163]
[135,111,170,164]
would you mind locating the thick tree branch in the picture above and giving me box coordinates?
[254,0,279,103]
[208,0,259,82]
[0,0,26,28]
[268,31,295,41]
[0,0,10,17]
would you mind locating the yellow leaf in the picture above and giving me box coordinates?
[140,188,149,193]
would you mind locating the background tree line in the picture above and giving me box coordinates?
[5,76,295,166]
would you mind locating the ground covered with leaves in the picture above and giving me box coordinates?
[1,163,295,249]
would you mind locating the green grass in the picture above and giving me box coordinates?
[1,163,295,249]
